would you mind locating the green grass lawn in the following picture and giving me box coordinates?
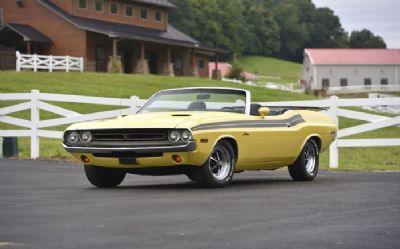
[238,56,302,85]
[1,71,399,171]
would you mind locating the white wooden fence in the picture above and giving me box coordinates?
[326,85,400,95]
[260,96,400,168]
[0,90,145,159]
[16,51,84,72]
[1,90,399,168]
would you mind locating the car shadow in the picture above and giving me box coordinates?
[105,177,300,191]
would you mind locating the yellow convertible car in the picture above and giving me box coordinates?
[63,87,336,188]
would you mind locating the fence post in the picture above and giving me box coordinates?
[66,56,70,72]
[30,90,40,159]
[16,51,21,72]
[80,57,84,72]
[49,55,53,72]
[130,96,139,114]
[33,54,38,72]
[328,95,339,168]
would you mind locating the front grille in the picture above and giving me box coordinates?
[91,129,168,142]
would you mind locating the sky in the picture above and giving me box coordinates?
[312,0,400,48]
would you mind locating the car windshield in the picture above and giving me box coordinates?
[139,89,247,114]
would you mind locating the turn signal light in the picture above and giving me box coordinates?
[80,155,90,164]
[172,155,182,163]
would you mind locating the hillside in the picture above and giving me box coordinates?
[238,56,302,84]
[0,71,310,102]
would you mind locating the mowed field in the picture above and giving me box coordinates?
[0,69,399,171]
[239,56,302,84]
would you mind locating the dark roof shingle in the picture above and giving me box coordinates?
[0,23,52,44]
[127,0,176,8]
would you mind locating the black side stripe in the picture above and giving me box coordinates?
[192,114,305,131]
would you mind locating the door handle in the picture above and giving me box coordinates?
[243,132,250,136]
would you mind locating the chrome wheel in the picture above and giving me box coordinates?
[304,142,316,174]
[195,140,236,187]
[288,139,319,181]
[209,146,232,180]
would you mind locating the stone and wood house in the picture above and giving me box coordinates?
[0,0,223,77]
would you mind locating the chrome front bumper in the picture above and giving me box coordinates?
[62,141,196,154]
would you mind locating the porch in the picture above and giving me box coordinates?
[85,31,219,78]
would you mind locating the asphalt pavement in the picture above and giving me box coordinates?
[0,159,399,249]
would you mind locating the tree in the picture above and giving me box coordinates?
[349,29,386,48]
[169,0,247,55]
[242,1,280,55]
[169,0,386,62]
[226,55,245,81]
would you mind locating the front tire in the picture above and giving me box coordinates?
[288,139,319,181]
[196,140,236,187]
[84,165,126,188]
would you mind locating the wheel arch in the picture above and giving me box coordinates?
[210,135,239,160]
[304,134,321,154]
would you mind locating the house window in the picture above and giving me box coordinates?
[364,78,372,85]
[94,0,103,12]
[381,78,388,85]
[322,78,330,89]
[78,0,87,9]
[125,5,133,17]
[340,78,348,87]
[198,59,205,69]
[140,8,148,19]
[155,11,162,22]
[110,2,119,15]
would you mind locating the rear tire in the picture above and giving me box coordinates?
[196,140,236,187]
[84,165,126,188]
[288,139,319,181]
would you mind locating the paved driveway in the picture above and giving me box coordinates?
[0,159,399,249]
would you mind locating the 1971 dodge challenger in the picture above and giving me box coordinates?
[63,87,337,188]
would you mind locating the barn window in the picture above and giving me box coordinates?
[78,0,87,9]
[155,11,162,22]
[110,2,119,15]
[381,78,388,85]
[94,0,103,12]
[125,5,133,17]
[322,78,330,89]
[140,8,148,19]
[340,78,348,87]
[364,78,372,85]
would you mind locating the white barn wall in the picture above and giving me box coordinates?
[314,65,399,89]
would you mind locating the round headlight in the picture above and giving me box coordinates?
[168,130,180,143]
[67,131,80,144]
[181,130,192,142]
[80,131,92,143]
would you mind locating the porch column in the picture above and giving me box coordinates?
[112,37,118,56]
[162,46,174,76]
[212,52,222,80]
[26,41,32,54]
[108,37,122,73]
[136,42,149,74]
[190,49,198,77]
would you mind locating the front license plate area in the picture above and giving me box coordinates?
[119,157,137,165]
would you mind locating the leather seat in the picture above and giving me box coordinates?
[250,103,261,116]
[188,101,206,110]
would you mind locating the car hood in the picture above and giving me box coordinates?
[66,112,252,131]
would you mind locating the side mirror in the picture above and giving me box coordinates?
[258,107,270,118]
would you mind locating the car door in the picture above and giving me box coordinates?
[242,115,304,169]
